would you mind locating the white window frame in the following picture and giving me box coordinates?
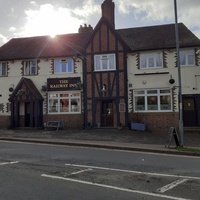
[94,53,116,71]
[54,58,74,74]
[0,62,7,76]
[140,52,163,69]
[180,49,195,66]
[24,60,37,75]
[48,91,81,114]
[133,89,172,112]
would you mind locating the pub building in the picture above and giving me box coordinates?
[0,0,200,131]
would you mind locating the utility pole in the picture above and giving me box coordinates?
[174,0,184,146]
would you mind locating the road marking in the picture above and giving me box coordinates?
[41,174,191,200]
[65,163,200,181]
[157,179,188,193]
[71,168,92,175]
[0,161,19,166]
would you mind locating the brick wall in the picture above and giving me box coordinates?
[44,114,83,129]
[0,116,10,128]
[129,112,179,132]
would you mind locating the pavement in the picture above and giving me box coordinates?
[0,128,199,156]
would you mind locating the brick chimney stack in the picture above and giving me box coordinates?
[101,0,115,27]
[78,24,93,34]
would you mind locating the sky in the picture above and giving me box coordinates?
[0,0,200,46]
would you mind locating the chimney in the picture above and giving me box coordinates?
[101,0,115,27]
[78,24,93,34]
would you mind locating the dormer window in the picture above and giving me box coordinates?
[140,52,163,69]
[54,58,74,74]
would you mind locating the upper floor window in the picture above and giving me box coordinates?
[24,60,37,76]
[0,62,7,77]
[54,58,74,74]
[140,52,163,69]
[94,54,116,71]
[180,49,195,66]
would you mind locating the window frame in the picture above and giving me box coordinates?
[139,52,163,69]
[54,58,74,74]
[94,53,116,71]
[180,49,195,66]
[133,89,172,112]
[23,60,37,76]
[0,62,8,77]
[48,91,81,114]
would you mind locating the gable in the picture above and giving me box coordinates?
[9,77,43,102]
[86,17,129,54]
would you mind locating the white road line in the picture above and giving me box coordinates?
[65,163,200,181]
[0,161,19,166]
[71,168,92,175]
[157,179,188,193]
[41,174,191,200]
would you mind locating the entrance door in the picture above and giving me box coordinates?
[25,102,31,127]
[183,97,197,126]
[101,101,114,127]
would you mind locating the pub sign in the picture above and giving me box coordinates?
[47,77,81,91]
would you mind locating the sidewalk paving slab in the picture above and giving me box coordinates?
[0,128,199,157]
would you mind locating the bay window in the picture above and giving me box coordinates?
[134,89,172,112]
[48,92,81,114]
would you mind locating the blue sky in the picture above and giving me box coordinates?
[0,0,200,46]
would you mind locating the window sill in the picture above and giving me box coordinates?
[48,112,81,115]
[134,72,169,76]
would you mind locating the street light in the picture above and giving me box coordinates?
[174,0,184,146]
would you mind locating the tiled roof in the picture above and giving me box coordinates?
[0,32,91,60]
[117,23,200,51]
[0,23,199,61]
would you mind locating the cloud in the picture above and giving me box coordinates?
[19,4,84,37]
[117,0,173,22]
[9,27,16,32]
[115,0,200,38]
[0,34,8,45]
[72,0,100,19]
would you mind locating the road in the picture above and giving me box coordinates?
[0,140,199,200]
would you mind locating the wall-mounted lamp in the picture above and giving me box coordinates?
[9,84,14,92]
[169,75,175,84]
[101,84,106,92]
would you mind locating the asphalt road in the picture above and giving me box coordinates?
[0,140,200,200]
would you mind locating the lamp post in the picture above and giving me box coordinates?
[174,0,184,146]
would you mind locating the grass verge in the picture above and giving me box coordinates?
[177,146,200,154]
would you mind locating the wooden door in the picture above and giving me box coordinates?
[183,97,197,126]
[101,101,114,127]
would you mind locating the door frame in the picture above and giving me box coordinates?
[101,100,114,127]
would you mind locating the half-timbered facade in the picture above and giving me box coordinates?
[83,0,129,128]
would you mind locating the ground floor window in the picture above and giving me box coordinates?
[48,91,81,114]
[133,88,172,112]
